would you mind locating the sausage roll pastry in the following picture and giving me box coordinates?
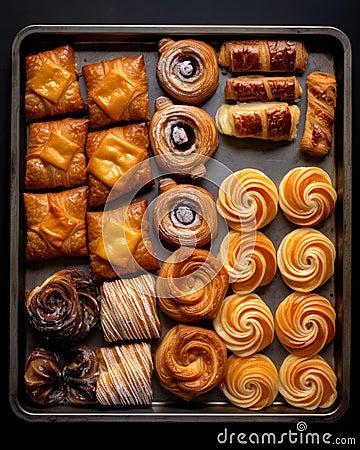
[156,38,219,105]
[86,199,159,280]
[25,118,89,190]
[216,102,300,141]
[86,122,153,207]
[300,71,337,157]
[149,96,218,179]
[83,54,150,129]
[218,40,308,73]
[24,186,89,262]
[25,45,85,121]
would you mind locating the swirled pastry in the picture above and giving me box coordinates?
[24,344,99,406]
[154,324,227,401]
[25,45,85,121]
[96,342,153,406]
[156,247,229,323]
[218,229,277,294]
[278,167,337,226]
[277,228,336,292]
[220,353,278,410]
[153,178,218,248]
[275,292,336,356]
[25,268,100,346]
[213,293,274,357]
[149,96,218,179]
[278,354,337,410]
[216,168,278,232]
[156,38,218,105]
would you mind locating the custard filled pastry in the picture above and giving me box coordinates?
[96,342,153,406]
[156,38,218,105]
[275,292,336,357]
[219,40,308,73]
[220,353,278,410]
[278,354,337,410]
[300,71,337,157]
[149,96,218,179]
[25,45,85,121]
[278,166,337,226]
[216,102,300,141]
[24,186,89,262]
[83,54,150,129]
[154,324,227,401]
[156,247,229,323]
[87,199,159,280]
[277,227,336,292]
[25,118,89,190]
[153,178,218,248]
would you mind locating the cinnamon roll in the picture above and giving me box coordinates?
[277,228,336,292]
[156,38,219,105]
[278,353,337,410]
[275,292,336,357]
[220,353,278,410]
[154,324,227,401]
[278,166,337,226]
[149,96,218,179]
[156,247,229,323]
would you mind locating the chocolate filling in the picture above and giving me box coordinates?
[170,122,196,151]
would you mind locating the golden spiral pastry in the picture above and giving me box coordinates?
[156,247,229,322]
[278,354,337,410]
[277,227,336,292]
[156,38,219,105]
[154,324,227,401]
[213,293,274,356]
[220,353,278,410]
[278,167,337,226]
[149,96,218,179]
[216,168,278,232]
[218,229,277,294]
[275,292,336,357]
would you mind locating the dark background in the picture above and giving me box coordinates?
[1,0,357,447]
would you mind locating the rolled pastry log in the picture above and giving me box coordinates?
[216,102,300,141]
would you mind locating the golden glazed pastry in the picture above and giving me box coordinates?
[275,292,336,357]
[300,72,337,157]
[24,186,89,262]
[86,122,153,207]
[278,353,337,410]
[216,102,301,141]
[278,166,337,226]
[213,293,274,357]
[154,324,227,401]
[277,227,336,292]
[96,342,153,406]
[220,353,278,410]
[218,40,308,73]
[218,229,277,294]
[216,168,278,232]
[100,274,162,342]
[149,96,218,179]
[87,199,159,280]
[82,54,150,129]
[156,247,229,323]
[156,38,219,105]
[153,178,218,248]
[25,45,86,121]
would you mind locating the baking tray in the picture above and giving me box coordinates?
[9,25,352,422]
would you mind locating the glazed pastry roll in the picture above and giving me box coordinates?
[216,102,300,141]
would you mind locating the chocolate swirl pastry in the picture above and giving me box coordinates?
[156,38,219,105]
[25,268,100,346]
[149,96,218,179]
[153,178,218,248]
[24,344,99,406]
